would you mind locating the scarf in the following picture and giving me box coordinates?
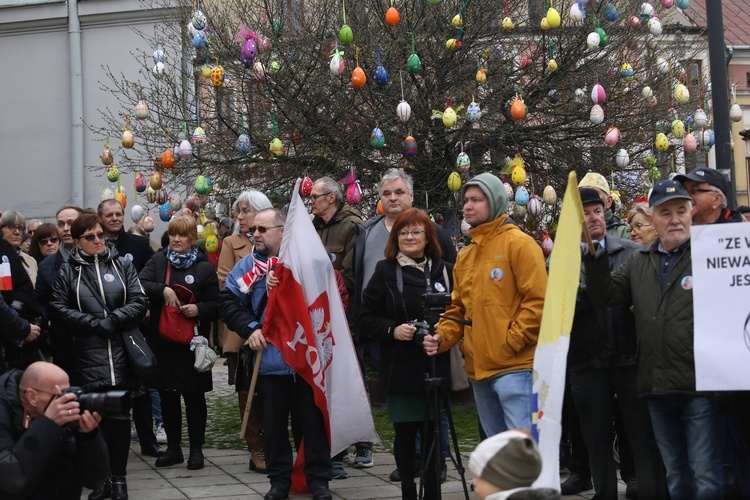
[396,252,430,272]
[236,251,278,294]
[167,246,198,270]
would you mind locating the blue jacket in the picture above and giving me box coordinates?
[219,251,293,376]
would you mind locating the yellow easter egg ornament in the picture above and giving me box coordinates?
[511,166,527,186]
[447,172,462,192]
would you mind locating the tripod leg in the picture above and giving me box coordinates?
[442,390,471,500]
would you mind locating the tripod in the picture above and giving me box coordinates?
[414,317,470,500]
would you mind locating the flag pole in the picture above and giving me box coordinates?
[581,220,596,255]
[239,349,263,439]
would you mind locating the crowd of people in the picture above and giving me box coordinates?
[0,166,748,500]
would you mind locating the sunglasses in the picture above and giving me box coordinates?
[79,232,105,242]
[40,237,60,245]
[249,225,282,234]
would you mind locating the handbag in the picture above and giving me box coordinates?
[122,328,157,376]
[158,263,196,345]
[191,326,217,373]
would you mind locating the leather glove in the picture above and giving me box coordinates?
[581,241,606,262]
[96,316,118,339]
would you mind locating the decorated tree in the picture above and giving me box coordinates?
[93,0,706,239]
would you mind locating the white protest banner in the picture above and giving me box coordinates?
[691,222,750,391]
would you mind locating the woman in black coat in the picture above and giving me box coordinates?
[139,216,219,471]
[50,213,148,500]
[358,209,452,500]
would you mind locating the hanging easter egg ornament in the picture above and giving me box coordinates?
[546,6,561,28]
[236,133,251,154]
[330,46,345,76]
[121,118,134,149]
[547,59,558,73]
[511,165,527,186]
[170,194,182,212]
[543,185,557,205]
[373,47,388,86]
[476,68,487,83]
[528,196,542,218]
[502,17,515,32]
[616,149,630,168]
[596,27,608,47]
[115,186,127,209]
[386,5,400,27]
[193,30,207,50]
[397,100,411,123]
[604,3,618,21]
[351,46,366,88]
[540,17,549,30]
[211,65,225,87]
[672,119,686,138]
[586,31,601,49]
[676,0,689,8]
[683,133,697,153]
[569,3,584,21]
[403,135,418,156]
[515,186,530,206]
[648,17,662,36]
[159,202,173,222]
[693,108,707,128]
[192,126,207,145]
[101,187,115,201]
[510,97,526,121]
[730,103,743,122]
[655,132,669,152]
[156,189,169,205]
[447,172,462,192]
[192,8,207,30]
[300,176,313,197]
[662,0,674,7]
[135,173,148,193]
[591,83,606,104]
[194,175,209,195]
[502,183,513,198]
[590,104,605,124]
[620,63,634,80]
[346,182,363,205]
[101,145,114,166]
[135,100,149,120]
[179,139,192,159]
[370,126,385,148]
[674,84,690,104]
[253,61,266,82]
[107,166,120,182]
[542,234,554,256]
[456,152,470,172]
[269,137,284,157]
[339,24,353,45]
[406,33,421,74]
[161,149,175,169]
[131,205,144,223]
[629,15,641,28]
[604,126,620,146]
[149,170,162,190]
[466,101,482,122]
[242,38,257,64]
[656,56,670,74]
[442,104,457,128]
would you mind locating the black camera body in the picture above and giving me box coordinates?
[410,291,452,343]
[61,387,131,419]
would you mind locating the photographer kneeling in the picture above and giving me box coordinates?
[0,361,110,499]
[358,208,452,500]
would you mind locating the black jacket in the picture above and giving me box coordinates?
[50,247,147,392]
[0,369,110,499]
[568,237,642,372]
[109,231,154,273]
[352,215,456,342]
[35,250,71,371]
[0,295,31,344]
[139,249,219,393]
[358,258,452,395]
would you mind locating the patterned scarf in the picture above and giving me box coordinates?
[167,246,199,270]
[236,252,278,294]
[396,252,430,272]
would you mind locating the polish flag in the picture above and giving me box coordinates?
[0,261,12,291]
[263,179,379,490]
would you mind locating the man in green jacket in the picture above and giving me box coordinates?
[578,172,630,239]
[583,179,722,499]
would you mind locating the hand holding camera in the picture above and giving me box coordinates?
[394,323,417,341]
[422,333,441,356]
[44,386,80,427]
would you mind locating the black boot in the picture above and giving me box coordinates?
[187,448,204,470]
[155,446,184,467]
[111,476,127,500]
[88,477,111,500]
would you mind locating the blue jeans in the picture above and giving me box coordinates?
[647,394,723,500]
[150,388,163,425]
[471,370,532,437]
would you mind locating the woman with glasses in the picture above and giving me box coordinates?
[1,211,38,286]
[139,216,219,471]
[28,223,61,263]
[358,208,452,500]
[216,189,272,473]
[626,203,658,245]
[50,213,148,500]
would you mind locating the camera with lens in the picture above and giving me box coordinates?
[60,387,131,420]
[410,292,452,343]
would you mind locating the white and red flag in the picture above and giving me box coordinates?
[263,179,379,490]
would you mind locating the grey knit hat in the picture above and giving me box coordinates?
[468,430,542,490]
[463,172,509,221]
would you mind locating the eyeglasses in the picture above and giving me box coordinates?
[4,224,25,233]
[237,208,254,216]
[249,225,282,234]
[685,187,719,195]
[21,386,61,396]
[79,232,105,242]
[309,192,332,202]
[40,237,60,245]
[398,230,425,239]
[627,223,652,232]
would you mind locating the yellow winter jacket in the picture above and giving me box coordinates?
[436,214,547,381]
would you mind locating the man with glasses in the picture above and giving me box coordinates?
[0,361,109,498]
[221,208,334,500]
[674,167,742,225]
[26,219,42,238]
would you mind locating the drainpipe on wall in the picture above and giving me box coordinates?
[68,0,84,207]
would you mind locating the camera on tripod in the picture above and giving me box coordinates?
[61,387,131,419]
[409,292,451,343]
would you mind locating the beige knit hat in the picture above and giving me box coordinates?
[468,430,542,490]
[578,172,610,196]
